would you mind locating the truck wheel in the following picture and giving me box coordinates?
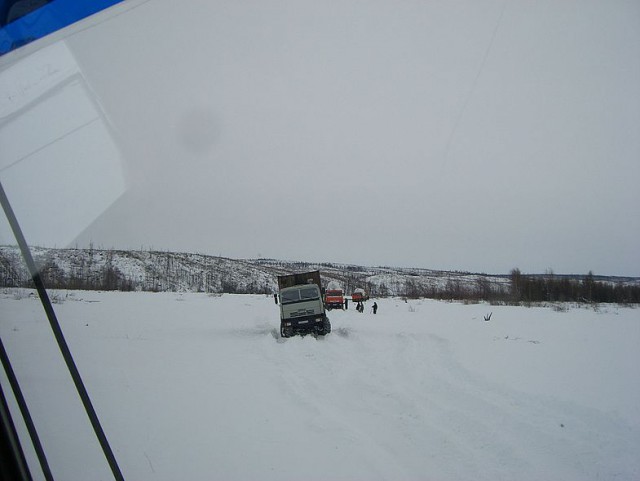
[323,318,331,335]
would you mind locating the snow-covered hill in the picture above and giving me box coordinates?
[0,245,514,297]
[1,245,638,300]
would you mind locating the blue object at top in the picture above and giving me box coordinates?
[0,0,124,56]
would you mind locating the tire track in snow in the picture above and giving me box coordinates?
[258,325,639,480]
[260,332,415,480]
[385,331,640,480]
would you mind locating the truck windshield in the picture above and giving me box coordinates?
[280,290,299,304]
[300,287,319,300]
[280,286,319,304]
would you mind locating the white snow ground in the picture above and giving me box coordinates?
[1,290,639,481]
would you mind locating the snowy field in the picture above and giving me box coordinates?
[1,290,639,481]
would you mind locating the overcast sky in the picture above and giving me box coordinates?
[1,0,639,276]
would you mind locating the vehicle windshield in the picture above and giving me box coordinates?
[280,290,299,304]
[1,2,638,481]
[280,286,318,304]
[299,286,319,300]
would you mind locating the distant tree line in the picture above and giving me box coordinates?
[396,276,510,302]
[26,258,135,292]
[391,269,640,304]
[508,269,640,304]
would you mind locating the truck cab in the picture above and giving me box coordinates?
[324,288,345,310]
[277,271,331,338]
[351,288,368,303]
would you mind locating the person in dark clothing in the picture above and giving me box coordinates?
[372,302,378,314]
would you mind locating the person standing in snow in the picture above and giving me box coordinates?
[372,302,378,314]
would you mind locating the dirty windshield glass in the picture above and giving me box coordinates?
[300,286,318,300]
[280,290,299,304]
[0,2,638,481]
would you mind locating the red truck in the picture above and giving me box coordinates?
[324,289,345,310]
[351,288,368,303]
